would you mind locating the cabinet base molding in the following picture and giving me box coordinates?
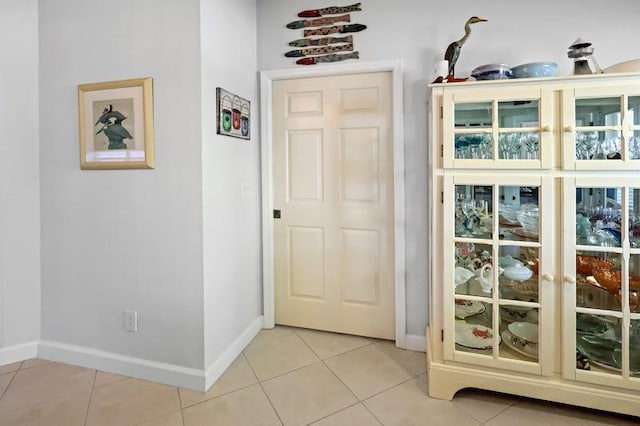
[428,359,640,417]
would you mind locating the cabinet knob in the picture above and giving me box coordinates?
[542,273,555,281]
[563,125,575,133]
[541,125,552,133]
[564,275,577,284]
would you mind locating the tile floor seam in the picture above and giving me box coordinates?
[300,401,360,426]
[319,357,362,403]
[82,369,98,426]
[241,351,285,425]
[471,394,522,424]
[359,373,422,403]
[179,381,258,410]
[318,341,377,362]
[0,369,19,402]
[256,380,285,425]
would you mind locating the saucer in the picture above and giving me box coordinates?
[455,299,486,319]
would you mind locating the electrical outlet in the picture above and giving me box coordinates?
[124,310,138,332]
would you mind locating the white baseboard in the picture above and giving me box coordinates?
[405,334,426,352]
[38,340,206,391]
[204,316,263,391]
[0,341,38,366]
[36,316,264,392]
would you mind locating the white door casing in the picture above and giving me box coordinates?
[260,60,407,347]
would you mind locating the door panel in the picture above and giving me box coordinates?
[273,72,394,339]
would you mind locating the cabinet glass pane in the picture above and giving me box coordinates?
[499,247,538,303]
[454,185,492,239]
[454,133,493,159]
[455,300,494,355]
[454,102,492,128]
[575,97,621,127]
[499,305,539,362]
[629,254,640,314]
[631,319,640,375]
[628,96,640,125]
[498,132,539,160]
[629,130,640,160]
[498,185,539,242]
[576,250,622,311]
[575,131,622,160]
[455,242,492,296]
[576,187,622,247]
[576,313,626,376]
[630,189,640,248]
[497,100,538,128]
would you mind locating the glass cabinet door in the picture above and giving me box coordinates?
[442,87,553,169]
[443,174,554,375]
[563,178,640,390]
[563,86,640,170]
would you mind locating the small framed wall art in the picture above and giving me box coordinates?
[216,87,250,140]
[78,77,155,169]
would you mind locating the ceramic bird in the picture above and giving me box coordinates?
[444,16,487,78]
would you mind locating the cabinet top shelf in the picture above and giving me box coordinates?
[429,71,640,89]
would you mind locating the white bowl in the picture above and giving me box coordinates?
[508,322,538,344]
[603,59,640,74]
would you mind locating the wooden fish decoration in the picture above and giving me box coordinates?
[303,23,366,37]
[285,43,353,58]
[296,51,359,65]
[298,2,361,18]
[287,14,350,29]
[288,35,352,48]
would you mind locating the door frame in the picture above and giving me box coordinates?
[260,59,407,347]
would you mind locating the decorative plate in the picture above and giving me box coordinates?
[501,329,538,359]
[455,299,486,319]
[455,323,498,350]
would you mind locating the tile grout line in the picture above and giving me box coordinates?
[0,364,22,402]
[292,329,386,425]
[242,351,285,426]
[82,369,98,426]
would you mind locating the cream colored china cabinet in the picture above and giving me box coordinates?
[428,73,640,417]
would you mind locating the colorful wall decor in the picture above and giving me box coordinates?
[216,87,250,140]
[286,2,366,65]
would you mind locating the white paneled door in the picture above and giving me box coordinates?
[272,72,395,339]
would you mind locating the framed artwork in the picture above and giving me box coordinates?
[78,77,155,169]
[216,87,250,140]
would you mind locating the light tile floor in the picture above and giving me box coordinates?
[0,326,638,425]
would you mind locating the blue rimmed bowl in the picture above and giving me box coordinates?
[511,62,558,78]
[471,63,513,80]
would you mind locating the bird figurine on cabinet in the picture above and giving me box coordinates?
[444,16,487,81]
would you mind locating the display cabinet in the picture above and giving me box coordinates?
[428,73,640,417]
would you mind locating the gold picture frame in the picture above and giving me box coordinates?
[78,77,154,169]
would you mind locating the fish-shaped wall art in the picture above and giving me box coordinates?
[286,14,350,29]
[297,2,361,17]
[288,35,353,48]
[303,23,366,37]
[296,51,359,65]
[285,43,353,58]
